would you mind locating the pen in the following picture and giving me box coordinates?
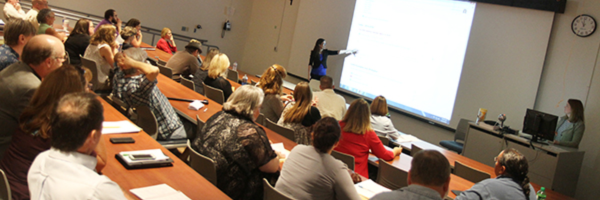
[203,108,208,112]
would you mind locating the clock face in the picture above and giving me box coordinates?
[572,14,596,37]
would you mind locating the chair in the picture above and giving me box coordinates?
[251,80,257,86]
[227,68,239,82]
[439,119,471,154]
[157,58,167,66]
[158,64,173,79]
[256,113,266,126]
[308,79,321,92]
[204,84,225,104]
[265,119,295,142]
[135,105,158,139]
[378,136,390,147]
[147,57,158,66]
[376,158,408,190]
[263,178,294,200]
[331,150,355,171]
[81,57,110,92]
[0,169,11,200]
[196,115,205,132]
[188,142,218,186]
[454,161,491,183]
[180,76,195,91]
[411,144,423,156]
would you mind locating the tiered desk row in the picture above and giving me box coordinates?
[98,43,573,199]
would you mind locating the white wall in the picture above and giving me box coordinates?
[47,0,254,64]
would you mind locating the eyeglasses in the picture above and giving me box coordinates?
[53,54,68,61]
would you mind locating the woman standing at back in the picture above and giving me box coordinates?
[257,64,293,123]
[334,99,402,178]
[278,82,321,144]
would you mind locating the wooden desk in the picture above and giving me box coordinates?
[98,98,230,200]
[156,74,222,123]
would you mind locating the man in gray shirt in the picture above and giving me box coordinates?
[165,39,202,81]
[372,150,451,200]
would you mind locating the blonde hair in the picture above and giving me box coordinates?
[201,49,220,71]
[223,85,264,119]
[208,53,230,79]
[342,99,372,134]
[258,64,287,95]
[371,96,389,116]
[90,24,116,46]
[283,82,313,124]
[160,27,171,38]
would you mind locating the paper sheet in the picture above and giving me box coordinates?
[395,134,419,143]
[354,179,391,199]
[102,120,141,134]
[271,143,290,159]
[130,184,191,200]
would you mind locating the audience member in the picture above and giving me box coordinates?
[3,0,25,22]
[278,82,321,145]
[65,18,93,65]
[120,26,147,62]
[370,95,401,140]
[334,99,402,178]
[156,27,177,54]
[0,19,36,71]
[276,117,362,200]
[257,64,293,123]
[191,85,280,200]
[94,9,122,40]
[112,53,187,141]
[124,18,142,47]
[27,92,127,200]
[371,150,451,200]
[165,39,202,81]
[0,64,85,200]
[0,35,65,160]
[36,8,65,41]
[313,75,346,120]
[455,148,537,200]
[193,48,219,94]
[204,53,233,100]
[83,24,118,86]
[24,0,48,29]
[554,98,585,148]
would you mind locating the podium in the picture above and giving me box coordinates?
[462,122,584,197]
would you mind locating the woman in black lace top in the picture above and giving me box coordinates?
[192,85,280,200]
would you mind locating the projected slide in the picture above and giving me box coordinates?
[339,0,476,124]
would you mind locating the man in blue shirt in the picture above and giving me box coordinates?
[0,18,35,71]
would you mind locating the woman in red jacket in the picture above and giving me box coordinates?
[156,27,177,54]
[334,98,402,178]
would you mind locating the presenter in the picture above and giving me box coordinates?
[554,99,585,148]
[308,38,356,80]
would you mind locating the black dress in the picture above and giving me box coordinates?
[192,111,278,200]
[64,34,91,66]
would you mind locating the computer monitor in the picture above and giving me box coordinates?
[522,109,558,143]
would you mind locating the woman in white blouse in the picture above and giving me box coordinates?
[370,95,401,140]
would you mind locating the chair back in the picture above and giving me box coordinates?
[378,136,390,147]
[135,105,158,139]
[454,161,491,183]
[146,57,158,66]
[411,144,423,156]
[455,118,471,142]
[256,113,266,126]
[263,178,294,200]
[81,57,104,91]
[227,69,239,82]
[157,58,167,66]
[0,169,11,200]
[204,84,225,104]
[158,64,173,79]
[265,119,295,142]
[196,115,205,139]
[188,142,218,186]
[308,79,321,92]
[251,80,257,86]
[180,76,195,91]
[331,150,355,171]
[376,158,408,190]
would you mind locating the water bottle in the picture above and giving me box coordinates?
[242,74,248,85]
[536,187,546,200]
[232,62,238,71]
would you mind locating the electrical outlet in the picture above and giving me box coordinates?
[181,26,189,32]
